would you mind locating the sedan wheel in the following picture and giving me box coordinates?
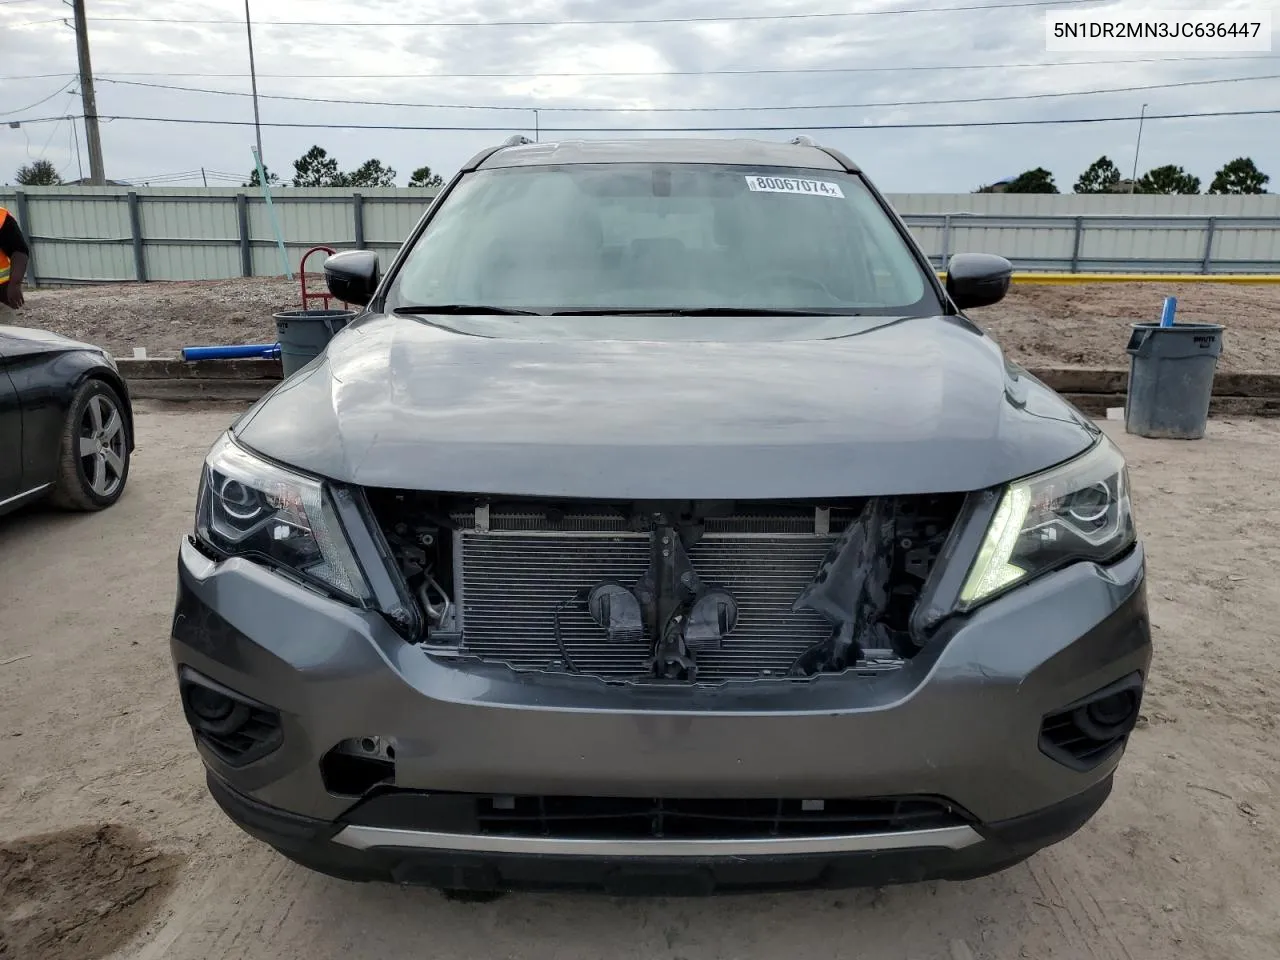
[79,393,128,498]
[52,380,132,511]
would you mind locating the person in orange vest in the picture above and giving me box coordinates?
[0,206,31,313]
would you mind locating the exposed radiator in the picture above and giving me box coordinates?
[369,491,964,685]
[440,520,871,684]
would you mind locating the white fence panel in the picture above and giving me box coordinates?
[1,186,1276,284]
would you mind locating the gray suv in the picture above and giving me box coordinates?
[171,136,1150,896]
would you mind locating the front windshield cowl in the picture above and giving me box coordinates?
[386,162,942,320]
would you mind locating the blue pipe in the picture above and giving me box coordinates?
[182,343,281,361]
[1159,296,1178,327]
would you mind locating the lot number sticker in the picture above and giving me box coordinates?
[745,175,845,198]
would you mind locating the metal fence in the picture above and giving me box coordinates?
[905,212,1280,273]
[2,185,1278,285]
[0,186,439,285]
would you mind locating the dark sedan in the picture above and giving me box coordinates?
[1,326,134,516]
[170,137,1150,897]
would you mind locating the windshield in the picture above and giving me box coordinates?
[387,162,940,316]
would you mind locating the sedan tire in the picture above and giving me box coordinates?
[50,378,131,511]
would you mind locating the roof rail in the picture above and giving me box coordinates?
[461,134,538,172]
[787,135,859,172]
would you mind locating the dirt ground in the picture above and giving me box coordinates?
[1,406,1279,959]
[14,278,1280,372]
[0,826,183,960]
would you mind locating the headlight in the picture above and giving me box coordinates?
[960,437,1135,608]
[195,433,370,601]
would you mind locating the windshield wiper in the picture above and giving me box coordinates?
[550,307,861,317]
[394,304,544,316]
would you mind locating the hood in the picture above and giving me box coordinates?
[233,313,1096,499]
[0,324,104,356]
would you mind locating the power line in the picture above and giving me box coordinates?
[0,82,74,117]
[78,0,1100,28]
[122,169,205,182]
[96,72,1280,114]
[5,55,1277,82]
[59,115,77,179]
[15,107,1278,133]
[69,100,83,180]
[31,95,76,163]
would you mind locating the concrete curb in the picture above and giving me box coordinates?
[1027,367,1280,399]
[120,358,284,379]
[120,358,281,401]
[114,359,1280,412]
[1063,394,1280,418]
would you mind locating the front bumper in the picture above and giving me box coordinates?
[205,769,1114,894]
[172,536,1150,890]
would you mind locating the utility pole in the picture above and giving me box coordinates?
[1129,103,1148,194]
[71,0,106,184]
[244,0,265,165]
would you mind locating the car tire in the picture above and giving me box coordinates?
[50,378,131,511]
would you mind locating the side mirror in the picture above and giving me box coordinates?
[945,253,1012,310]
[324,250,381,307]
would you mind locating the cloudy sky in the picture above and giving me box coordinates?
[3,0,1278,191]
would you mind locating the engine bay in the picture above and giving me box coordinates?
[366,493,964,685]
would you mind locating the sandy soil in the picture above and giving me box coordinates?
[0,826,183,960]
[1,406,1279,959]
[979,283,1280,373]
[12,279,1280,372]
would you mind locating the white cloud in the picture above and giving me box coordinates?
[3,0,1278,191]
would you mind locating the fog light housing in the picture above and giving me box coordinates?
[178,668,283,767]
[187,685,233,721]
[185,685,246,731]
[1040,673,1144,771]
[1076,690,1138,740]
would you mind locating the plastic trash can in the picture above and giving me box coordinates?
[1124,322,1224,440]
[274,309,357,378]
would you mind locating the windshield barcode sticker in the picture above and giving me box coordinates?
[745,175,845,198]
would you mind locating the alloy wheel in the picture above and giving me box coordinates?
[77,393,127,498]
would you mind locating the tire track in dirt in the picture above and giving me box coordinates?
[126,857,235,960]
[188,850,297,960]
[1027,848,1135,960]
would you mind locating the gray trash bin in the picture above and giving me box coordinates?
[1124,322,1224,440]
[274,309,357,378]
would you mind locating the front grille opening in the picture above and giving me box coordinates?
[365,492,965,685]
[179,671,282,768]
[343,792,970,840]
[1040,674,1144,771]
